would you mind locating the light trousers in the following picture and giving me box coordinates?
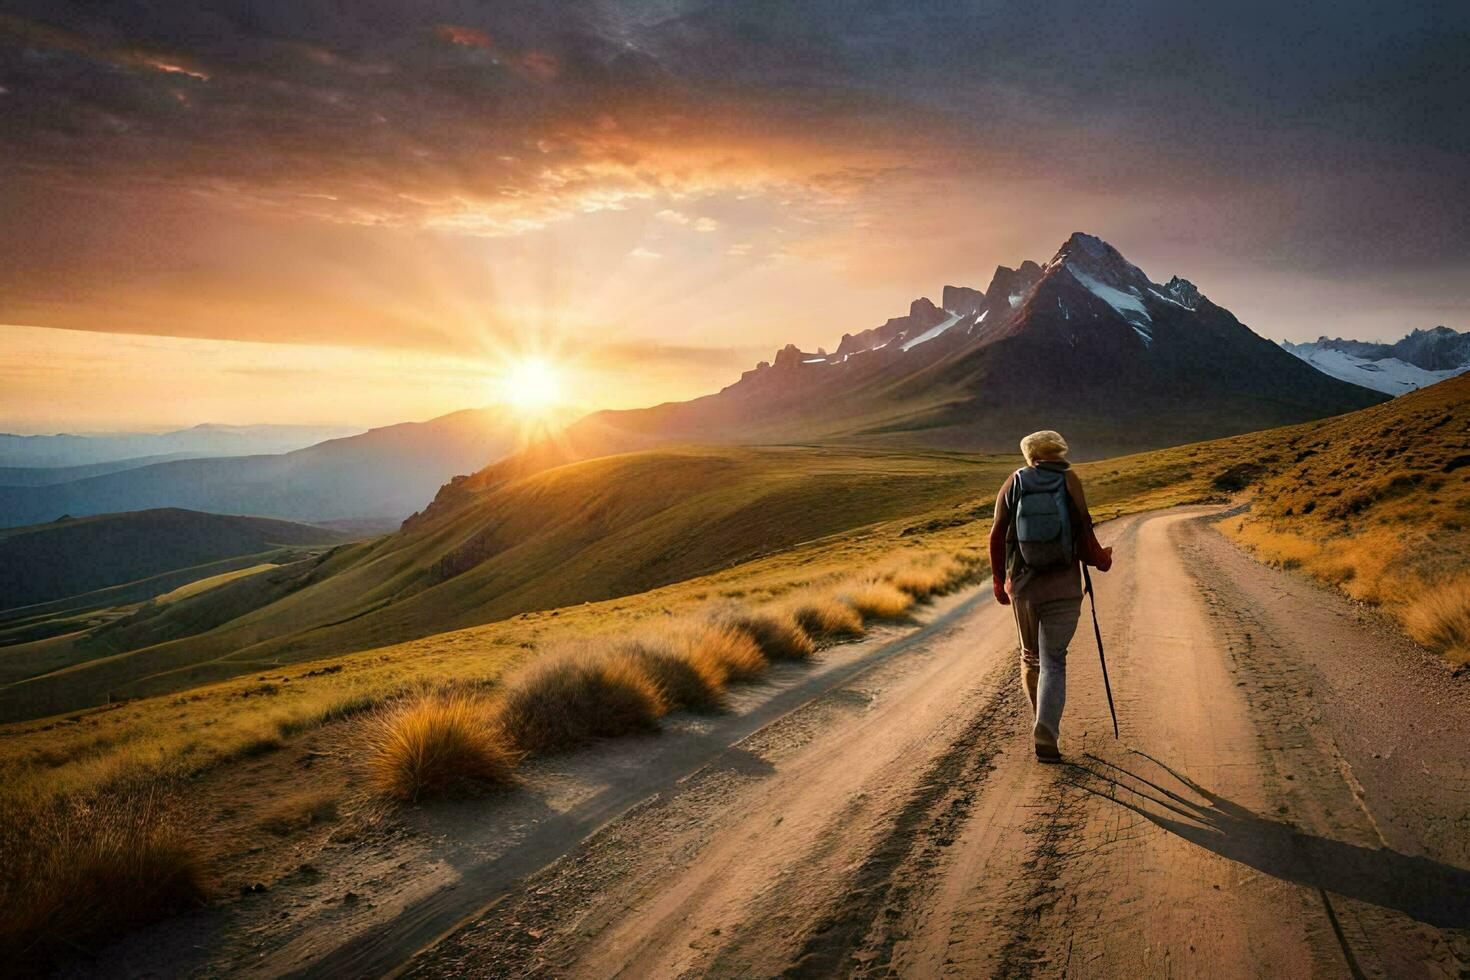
[1012,595,1082,749]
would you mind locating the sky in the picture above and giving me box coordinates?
[1,0,1467,432]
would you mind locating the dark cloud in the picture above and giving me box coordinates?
[0,0,1466,343]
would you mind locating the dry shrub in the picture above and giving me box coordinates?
[681,621,767,682]
[841,580,915,621]
[365,695,519,801]
[621,640,725,713]
[1402,574,1470,662]
[721,609,815,661]
[0,784,207,970]
[887,555,966,599]
[1325,532,1404,606]
[1225,521,1322,572]
[953,547,986,567]
[495,649,666,755]
[786,593,865,640]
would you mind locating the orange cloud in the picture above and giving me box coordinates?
[436,25,494,50]
[0,15,210,81]
[145,59,209,81]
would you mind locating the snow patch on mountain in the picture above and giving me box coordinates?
[900,310,964,351]
[1069,268,1151,324]
[1281,341,1469,396]
[1148,287,1193,310]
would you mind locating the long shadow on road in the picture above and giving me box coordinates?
[1064,749,1470,932]
[283,588,992,978]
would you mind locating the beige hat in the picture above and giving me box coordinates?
[1020,430,1068,466]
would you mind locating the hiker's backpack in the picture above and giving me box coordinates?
[1009,467,1075,570]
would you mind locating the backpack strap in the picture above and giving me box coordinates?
[1003,468,1026,578]
[1006,466,1025,505]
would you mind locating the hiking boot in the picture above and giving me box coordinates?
[1023,665,1038,713]
[1033,721,1061,763]
[1035,743,1062,764]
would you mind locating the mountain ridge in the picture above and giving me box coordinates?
[0,408,523,528]
[0,423,362,469]
[1283,326,1470,395]
[412,232,1385,525]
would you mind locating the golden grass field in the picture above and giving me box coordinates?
[2,373,1466,966]
[1094,374,1470,664]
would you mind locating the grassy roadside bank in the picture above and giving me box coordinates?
[1090,375,1470,665]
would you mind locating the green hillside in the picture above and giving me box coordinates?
[0,447,1014,720]
[0,508,350,612]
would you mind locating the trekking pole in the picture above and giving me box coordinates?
[1082,564,1119,738]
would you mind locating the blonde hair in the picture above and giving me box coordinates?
[1020,430,1068,466]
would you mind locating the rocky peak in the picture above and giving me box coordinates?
[773,343,805,368]
[984,262,1042,304]
[1389,325,1470,371]
[1046,232,1149,292]
[1164,276,1203,310]
[942,284,986,315]
[909,297,940,319]
[834,296,947,358]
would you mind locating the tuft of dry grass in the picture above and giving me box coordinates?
[841,579,915,621]
[720,609,815,661]
[621,640,726,713]
[786,593,865,640]
[887,555,966,599]
[365,695,519,801]
[0,784,207,970]
[1226,519,1322,572]
[495,649,667,756]
[680,621,767,682]
[1402,575,1470,663]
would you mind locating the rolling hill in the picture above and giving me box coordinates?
[0,447,1013,720]
[0,508,351,611]
[0,453,205,486]
[0,408,524,529]
[0,423,360,468]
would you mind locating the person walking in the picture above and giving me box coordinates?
[988,430,1112,762]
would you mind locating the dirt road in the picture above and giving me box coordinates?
[374,507,1466,979]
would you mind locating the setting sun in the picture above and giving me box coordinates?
[499,357,564,414]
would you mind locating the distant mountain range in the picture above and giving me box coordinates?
[0,423,362,469]
[0,409,522,529]
[415,232,1388,521]
[0,508,350,612]
[1282,326,1470,395]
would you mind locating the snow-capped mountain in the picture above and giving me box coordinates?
[1282,327,1470,396]
[574,232,1385,457]
[426,233,1389,508]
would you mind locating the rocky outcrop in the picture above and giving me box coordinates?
[942,284,986,315]
[834,297,947,357]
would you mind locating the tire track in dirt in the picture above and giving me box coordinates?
[762,661,1018,978]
